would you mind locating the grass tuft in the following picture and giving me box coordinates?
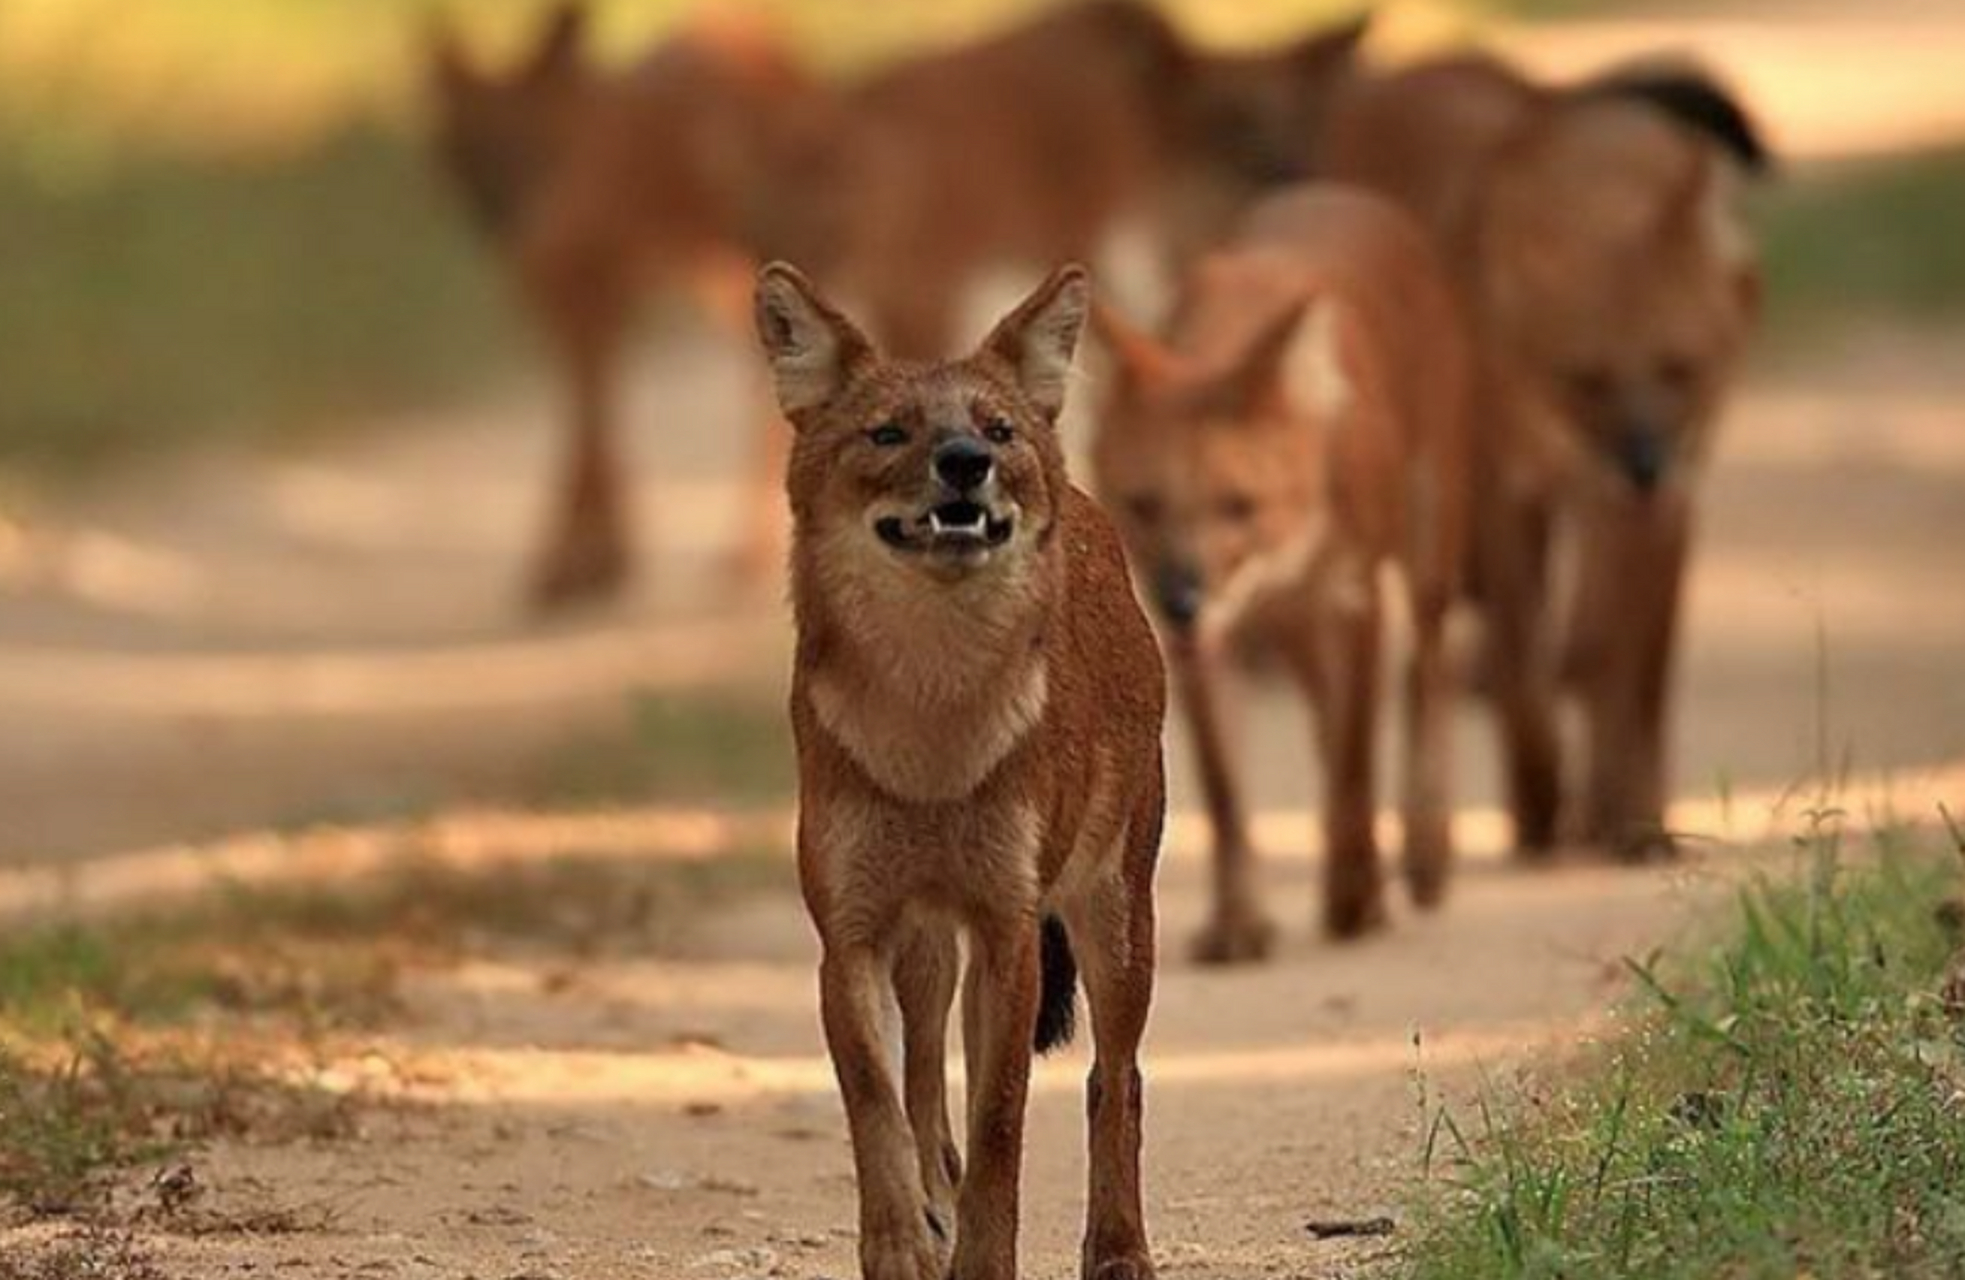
[1406,819,1965,1279]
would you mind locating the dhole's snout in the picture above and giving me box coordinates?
[933,436,995,493]
[869,433,1017,562]
[1616,426,1669,495]
[1150,560,1205,633]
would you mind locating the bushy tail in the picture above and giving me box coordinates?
[1033,915,1078,1055]
[1581,64,1775,176]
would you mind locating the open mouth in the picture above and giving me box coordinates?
[874,500,1015,555]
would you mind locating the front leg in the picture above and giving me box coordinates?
[953,918,1042,1280]
[1402,593,1456,909]
[1168,643,1273,964]
[1292,580,1386,939]
[894,921,963,1248]
[526,251,635,612]
[820,941,944,1280]
[1578,498,1689,859]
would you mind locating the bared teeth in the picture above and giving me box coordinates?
[928,508,987,537]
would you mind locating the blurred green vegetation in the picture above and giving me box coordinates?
[1758,145,1965,335]
[525,688,793,809]
[0,127,519,473]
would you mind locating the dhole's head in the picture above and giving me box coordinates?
[426,4,589,237]
[1477,97,1759,501]
[1178,15,1370,188]
[755,263,1089,588]
[1091,284,1357,640]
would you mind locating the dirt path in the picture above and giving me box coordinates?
[7,847,1716,1280]
[2,325,1961,1276]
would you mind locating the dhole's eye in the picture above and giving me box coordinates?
[1216,491,1258,524]
[1656,355,1698,392]
[867,422,909,448]
[1125,494,1162,526]
[982,418,1015,445]
[1563,367,1615,407]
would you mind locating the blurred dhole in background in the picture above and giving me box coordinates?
[1,0,1959,471]
[0,0,1961,864]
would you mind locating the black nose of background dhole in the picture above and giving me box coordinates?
[1152,561,1205,633]
[933,436,995,493]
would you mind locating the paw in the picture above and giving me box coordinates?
[1190,912,1276,965]
[862,1227,947,1280]
[1612,824,1679,864]
[529,529,631,612]
[1402,837,1452,911]
[1323,889,1388,941]
[1404,859,1450,911]
[1086,1252,1156,1280]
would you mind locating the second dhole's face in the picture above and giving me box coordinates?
[1093,300,1349,637]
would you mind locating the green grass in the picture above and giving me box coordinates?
[0,842,790,1214]
[522,688,794,809]
[1404,818,1965,1279]
[0,126,519,475]
[0,845,790,1037]
[1759,145,1965,334]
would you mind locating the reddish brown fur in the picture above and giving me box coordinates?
[430,6,836,606]
[1323,54,1761,857]
[429,2,1368,610]
[756,262,1166,1280]
[1092,187,1473,956]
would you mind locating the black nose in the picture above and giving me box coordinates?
[1618,429,1668,494]
[1152,562,1204,632]
[933,437,995,492]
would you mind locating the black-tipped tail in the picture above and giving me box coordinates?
[1033,915,1078,1054]
[1582,65,1774,176]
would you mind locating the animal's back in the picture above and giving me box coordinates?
[843,1,1187,262]
[1319,54,1543,255]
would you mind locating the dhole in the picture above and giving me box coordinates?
[430,2,1369,609]
[1092,187,1472,958]
[429,5,830,606]
[755,262,1167,1280]
[1323,54,1767,856]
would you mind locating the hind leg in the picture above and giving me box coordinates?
[1169,645,1272,965]
[894,920,962,1256]
[1061,787,1162,1280]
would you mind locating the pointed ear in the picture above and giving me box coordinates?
[1294,10,1371,66]
[1218,295,1354,420]
[753,262,875,418]
[981,264,1091,421]
[426,14,476,97]
[1219,299,1310,414]
[525,1,588,82]
[1089,301,1174,390]
[1278,295,1353,419]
